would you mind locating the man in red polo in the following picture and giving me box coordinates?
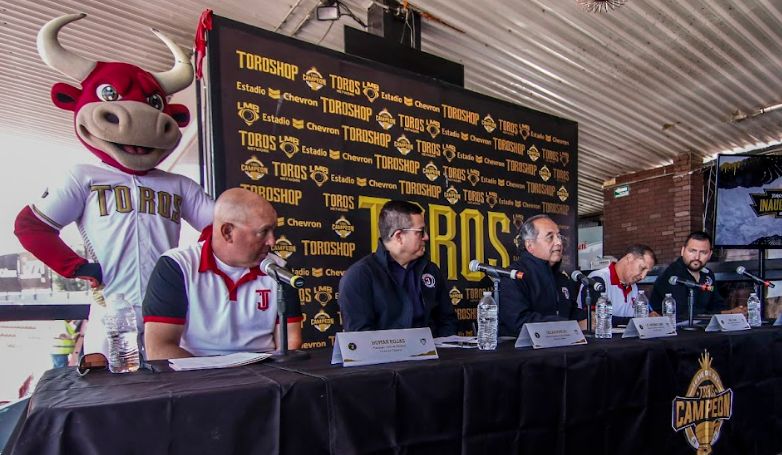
[143,188,302,359]
[577,244,658,325]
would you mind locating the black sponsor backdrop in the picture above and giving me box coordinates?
[204,16,578,348]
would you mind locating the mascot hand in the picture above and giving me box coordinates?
[74,263,103,288]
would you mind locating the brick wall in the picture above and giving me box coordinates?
[603,152,703,264]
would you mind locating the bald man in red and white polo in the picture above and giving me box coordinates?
[143,188,302,360]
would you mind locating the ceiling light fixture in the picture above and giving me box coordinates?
[577,0,627,13]
[316,0,367,27]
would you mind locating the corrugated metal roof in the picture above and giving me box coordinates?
[2,0,781,215]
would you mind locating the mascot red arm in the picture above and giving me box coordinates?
[14,14,215,360]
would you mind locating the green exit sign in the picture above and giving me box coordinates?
[614,185,630,198]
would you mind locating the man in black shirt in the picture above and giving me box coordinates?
[498,214,585,337]
[651,231,746,320]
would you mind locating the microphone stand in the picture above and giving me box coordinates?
[584,288,593,335]
[681,288,698,331]
[269,272,309,362]
[487,272,501,309]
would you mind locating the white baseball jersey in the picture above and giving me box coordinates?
[145,242,299,356]
[577,263,638,317]
[31,163,214,356]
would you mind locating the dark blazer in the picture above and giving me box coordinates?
[498,251,584,337]
[338,242,458,337]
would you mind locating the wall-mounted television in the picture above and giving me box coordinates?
[715,153,782,248]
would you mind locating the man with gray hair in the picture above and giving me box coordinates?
[338,200,457,336]
[498,214,585,336]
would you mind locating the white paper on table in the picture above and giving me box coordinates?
[169,352,273,371]
[434,335,479,348]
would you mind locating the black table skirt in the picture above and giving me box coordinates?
[7,327,782,455]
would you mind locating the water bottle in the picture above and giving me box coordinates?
[595,293,613,338]
[747,292,762,327]
[477,291,498,350]
[634,290,650,319]
[662,293,677,328]
[102,294,140,373]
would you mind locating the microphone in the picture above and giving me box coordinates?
[668,275,713,292]
[570,270,605,292]
[469,260,523,280]
[736,266,776,288]
[261,257,304,288]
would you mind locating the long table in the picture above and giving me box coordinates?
[7,327,782,455]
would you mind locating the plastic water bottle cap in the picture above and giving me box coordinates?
[107,294,129,310]
[483,291,492,296]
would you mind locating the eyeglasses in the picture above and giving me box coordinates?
[399,226,427,237]
[537,233,566,244]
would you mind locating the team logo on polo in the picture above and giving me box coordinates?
[426,119,441,138]
[255,289,271,311]
[423,162,440,181]
[557,186,569,202]
[519,123,530,140]
[279,136,300,158]
[422,273,436,288]
[443,144,456,162]
[237,102,260,126]
[445,186,460,205]
[672,351,733,454]
[363,81,379,102]
[314,286,334,306]
[311,309,334,332]
[241,156,268,180]
[332,216,354,238]
[527,144,540,162]
[273,236,296,259]
[376,108,395,130]
[394,134,413,155]
[309,165,329,187]
[449,286,463,305]
[467,169,480,186]
[539,165,551,182]
[561,287,570,300]
[482,114,496,133]
[303,67,326,91]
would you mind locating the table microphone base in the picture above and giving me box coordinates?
[269,349,310,363]
[680,325,700,331]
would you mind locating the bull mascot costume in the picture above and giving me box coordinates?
[14,14,214,365]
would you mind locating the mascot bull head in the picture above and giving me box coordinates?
[38,13,193,173]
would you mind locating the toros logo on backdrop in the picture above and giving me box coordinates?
[449,286,463,305]
[272,236,296,259]
[671,351,733,455]
[394,134,413,155]
[241,156,268,181]
[332,216,355,238]
[303,67,326,91]
[482,114,496,133]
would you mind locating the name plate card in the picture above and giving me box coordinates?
[515,321,586,349]
[705,314,750,332]
[622,317,677,339]
[331,327,438,367]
